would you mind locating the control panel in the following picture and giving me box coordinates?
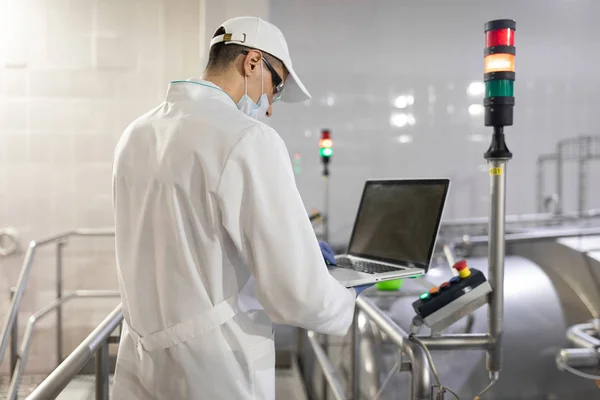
[412,260,492,333]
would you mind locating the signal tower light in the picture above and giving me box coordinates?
[319,129,333,176]
[484,19,516,128]
[319,129,333,159]
[483,19,515,160]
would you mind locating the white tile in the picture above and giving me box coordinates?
[95,36,137,70]
[28,70,72,98]
[96,0,135,37]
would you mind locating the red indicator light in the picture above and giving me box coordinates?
[486,28,514,47]
[440,282,450,290]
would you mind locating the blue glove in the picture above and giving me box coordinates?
[319,241,337,266]
[354,284,374,296]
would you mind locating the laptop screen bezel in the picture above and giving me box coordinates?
[346,178,450,272]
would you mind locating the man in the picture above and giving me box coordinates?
[111,16,370,400]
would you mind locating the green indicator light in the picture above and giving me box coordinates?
[419,293,429,300]
[485,79,514,98]
[320,147,333,157]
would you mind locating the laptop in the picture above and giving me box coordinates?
[329,179,450,288]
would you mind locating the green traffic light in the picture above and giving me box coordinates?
[320,147,333,157]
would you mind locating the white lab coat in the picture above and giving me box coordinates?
[111,79,357,400]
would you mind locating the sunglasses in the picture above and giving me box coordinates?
[241,50,285,102]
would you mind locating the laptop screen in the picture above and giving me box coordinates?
[347,179,449,269]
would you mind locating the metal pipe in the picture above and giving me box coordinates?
[26,305,123,400]
[415,334,492,350]
[486,159,507,376]
[95,341,110,400]
[351,308,360,400]
[0,229,116,369]
[557,348,600,369]
[578,137,590,217]
[72,228,115,237]
[464,226,600,246]
[0,231,76,367]
[56,241,65,366]
[566,323,600,349]
[356,297,432,400]
[7,291,120,399]
[536,158,544,213]
[556,142,563,215]
[9,288,18,379]
[322,333,328,400]
[0,243,38,368]
[306,331,345,400]
[442,244,458,276]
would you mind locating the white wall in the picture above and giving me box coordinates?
[268,0,600,246]
[0,0,269,376]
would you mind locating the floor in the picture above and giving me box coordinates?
[0,360,308,400]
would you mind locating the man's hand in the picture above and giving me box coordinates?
[319,241,337,266]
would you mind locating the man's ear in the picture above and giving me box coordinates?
[242,49,262,76]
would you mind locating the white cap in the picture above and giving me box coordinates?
[209,16,311,103]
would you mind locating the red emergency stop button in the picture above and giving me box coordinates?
[453,260,471,278]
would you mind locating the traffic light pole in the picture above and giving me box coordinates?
[323,163,330,243]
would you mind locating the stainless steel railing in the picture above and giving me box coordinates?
[26,304,123,400]
[307,296,433,400]
[0,228,115,374]
[7,290,120,400]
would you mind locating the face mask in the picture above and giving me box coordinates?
[237,62,269,121]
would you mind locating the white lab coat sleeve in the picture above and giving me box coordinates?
[217,125,356,336]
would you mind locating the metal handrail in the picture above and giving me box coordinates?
[308,296,433,400]
[7,290,119,400]
[26,304,123,400]
[355,297,432,400]
[441,208,600,229]
[0,229,115,369]
[462,226,600,246]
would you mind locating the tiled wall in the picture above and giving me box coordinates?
[0,0,217,376]
[269,0,600,246]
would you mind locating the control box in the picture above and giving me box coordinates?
[412,260,492,333]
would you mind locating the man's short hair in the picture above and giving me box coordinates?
[206,26,283,72]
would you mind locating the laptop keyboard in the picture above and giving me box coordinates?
[335,259,398,274]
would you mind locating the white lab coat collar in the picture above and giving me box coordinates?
[166,78,237,108]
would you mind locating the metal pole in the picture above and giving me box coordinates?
[322,333,328,400]
[323,172,330,400]
[556,142,563,215]
[536,158,543,213]
[578,137,589,217]
[324,175,330,243]
[351,308,360,400]
[56,241,65,366]
[356,297,432,400]
[487,156,507,378]
[307,331,346,400]
[95,341,110,400]
[9,288,17,379]
[416,334,492,350]
[27,305,123,400]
